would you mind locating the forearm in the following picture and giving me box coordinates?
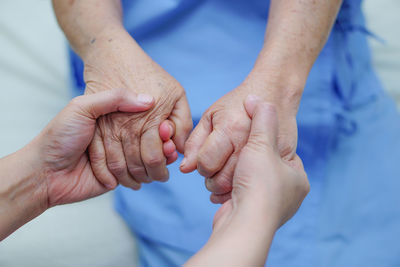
[186,206,275,267]
[52,0,124,60]
[248,0,342,112]
[0,141,47,241]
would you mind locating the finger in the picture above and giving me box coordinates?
[163,140,178,165]
[166,151,179,165]
[163,140,176,157]
[122,131,151,184]
[70,88,154,120]
[180,117,212,173]
[159,120,175,142]
[169,95,193,153]
[197,128,234,178]
[244,95,279,152]
[141,128,169,182]
[102,124,142,190]
[205,151,238,194]
[210,192,232,204]
[160,120,178,162]
[88,128,118,190]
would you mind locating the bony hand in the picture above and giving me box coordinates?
[35,89,154,207]
[84,31,192,190]
[213,95,309,232]
[180,82,298,204]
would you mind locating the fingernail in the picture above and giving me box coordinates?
[137,93,153,104]
[180,157,187,168]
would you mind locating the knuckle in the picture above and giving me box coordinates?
[113,88,126,99]
[107,161,126,177]
[120,179,140,190]
[205,174,232,194]
[106,181,118,190]
[197,154,218,177]
[144,155,165,168]
[215,176,233,194]
[127,165,146,176]
[153,170,169,182]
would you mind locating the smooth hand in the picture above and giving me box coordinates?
[185,96,309,267]
[83,30,192,190]
[36,89,154,207]
[181,78,298,203]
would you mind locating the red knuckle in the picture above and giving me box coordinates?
[205,175,232,194]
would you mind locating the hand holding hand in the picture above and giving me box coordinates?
[181,79,298,203]
[36,89,154,207]
[213,95,309,231]
[83,30,192,190]
[185,96,309,267]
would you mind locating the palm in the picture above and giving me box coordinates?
[47,155,107,206]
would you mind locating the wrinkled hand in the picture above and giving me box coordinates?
[213,96,309,231]
[37,89,154,207]
[84,32,192,190]
[181,80,298,203]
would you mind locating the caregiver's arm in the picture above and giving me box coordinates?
[182,0,342,203]
[52,0,191,189]
[185,96,310,266]
[0,89,154,241]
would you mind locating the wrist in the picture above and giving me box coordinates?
[244,46,309,116]
[242,71,303,117]
[81,26,132,63]
[12,140,48,213]
[204,205,276,266]
[0,140,48,239]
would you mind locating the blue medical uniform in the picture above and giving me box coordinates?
[68,0,400,266]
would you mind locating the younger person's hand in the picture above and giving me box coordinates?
[213,95,309,231]
[37,89,154,207]
[185,96,309,267]
[0,89,154,240]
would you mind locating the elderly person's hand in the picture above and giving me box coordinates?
[37,89,155,206]
[0,89,154,240]
[185,96,309,266]
[83,30,192,190]
[181,74,299,203]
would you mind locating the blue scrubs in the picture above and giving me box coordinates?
[69,0,400,266]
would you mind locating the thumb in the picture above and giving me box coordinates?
[70,88,154,120]
[244,95,278,153]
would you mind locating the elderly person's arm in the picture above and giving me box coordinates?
[52,0,192,189]
[0,90,153,241]
[185,96,310,266]
[181,0,342,203]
